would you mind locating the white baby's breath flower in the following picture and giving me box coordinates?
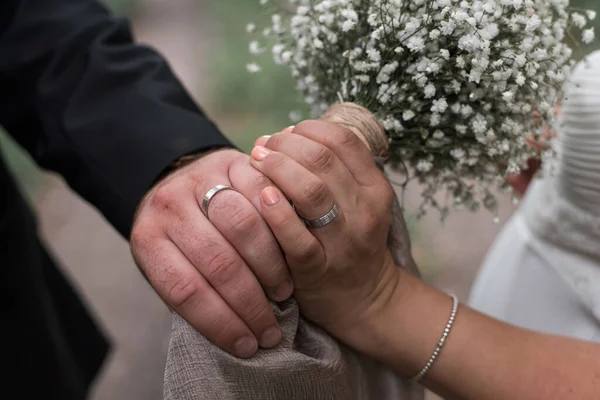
[342,20,356,31]
[460,105,473,117]
[403,110,416,121]
[451,148,466,160]
[407,36,426,53]
[525,15,542,32]
[296,6,308,16]
[249,41,264,55]
[514,53,527,67]
[431,98,448,113]
[424,83,436,98]
[246,63,261,73]
[367,48,381,63]
[583,28,595,45]
[433,130,445,139]
[416,160,433,172]
[502,91,514,102]
[248,0,591,218]
[289,110,302,122]
[246,23,256,33]
[341,8,359,32]
[571,13,587,29]
[587,10,597,21]
[511,0,523,10]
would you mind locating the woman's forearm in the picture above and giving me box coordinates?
[349,271,600,400]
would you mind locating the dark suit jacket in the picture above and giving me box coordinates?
[0,1,233,398]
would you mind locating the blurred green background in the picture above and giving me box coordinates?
[2,0,599,200]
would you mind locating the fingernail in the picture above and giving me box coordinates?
[273,279,293,301]
[234,336,258,358]
[283,125,295,133]
[251,146,270,161]
[261,187,280,205]
[260,326,281,348]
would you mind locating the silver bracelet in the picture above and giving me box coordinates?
[410,294,459,382]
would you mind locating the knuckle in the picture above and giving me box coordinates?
[209,317,240,347]
[249,172,272,191]
[305,146,335,173]
[359,201,390,238]
[229,206,260,236]
[167,276,201,309]
[362,208,381,235]
[294,236,322,264]
[186,169,208,187]
[302,178,329,206]
[149,185,178,213]
[382,186,395,211]
[262,151,285,170]
[210,195,260,238]
[375,180,395,210]
[294,120,323,136]
[335,127,361,149]
[204,251,241,288]
[264,133,285,150]
[294,120,316,134]
[382,188,397,220]
[260,253,288,286]
[266,206,300,232]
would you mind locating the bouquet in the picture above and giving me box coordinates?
[247,0,595,219]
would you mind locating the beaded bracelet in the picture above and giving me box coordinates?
[410,294,459,382]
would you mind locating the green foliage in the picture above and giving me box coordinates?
[205,0,305,151]
[572,0,600,56]
[100,0,138,15]
[0,132,43,199]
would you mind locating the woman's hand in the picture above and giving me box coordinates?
[250,120,401,339]
[249,120,600,400]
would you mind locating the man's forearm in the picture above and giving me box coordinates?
[0,0,233,237]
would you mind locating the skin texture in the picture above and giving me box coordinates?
[131,149,293,357]
[247,120,600,400]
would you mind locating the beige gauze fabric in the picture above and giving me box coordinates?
[163,103,424,400]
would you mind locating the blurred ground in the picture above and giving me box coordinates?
[1,0,594,399]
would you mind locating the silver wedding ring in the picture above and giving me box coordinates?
[202,184,236,214]
[302,202,341,229]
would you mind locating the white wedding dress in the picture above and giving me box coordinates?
[468,51,600,342]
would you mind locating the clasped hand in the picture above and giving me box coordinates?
[131,121,401,357]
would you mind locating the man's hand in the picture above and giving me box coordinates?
[131,149,292,357]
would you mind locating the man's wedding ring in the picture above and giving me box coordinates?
[202,184,236,214]
[302,202,340,229]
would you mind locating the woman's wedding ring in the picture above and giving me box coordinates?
[202,184,236,214]
[302,202,340,229]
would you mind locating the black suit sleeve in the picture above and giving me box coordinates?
[0,0,234,237]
